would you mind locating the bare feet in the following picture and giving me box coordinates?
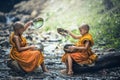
[41,62,49,72]
[67,71,73,75]
[43,68,49,72]
[60,69,67,74]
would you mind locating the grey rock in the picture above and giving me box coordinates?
[0,40,10,48]
[0,37,6,42]
[43,76,53,80]
[55,76,65,80]
[106,48,116,52]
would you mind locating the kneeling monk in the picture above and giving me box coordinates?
[9,21,48,72]
[61,23,97,75]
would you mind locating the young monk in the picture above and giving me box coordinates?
[9,21,48,73]
[61,23,97,75]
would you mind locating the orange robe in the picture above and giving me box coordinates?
[62,33,95,65]
[9,32,44,72]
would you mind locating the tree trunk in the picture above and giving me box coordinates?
[73,52,120,73]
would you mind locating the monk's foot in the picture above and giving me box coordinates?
[67,71,73,76]
[43,69,49,72]
[60,69,68,74]
[88,63,95,67]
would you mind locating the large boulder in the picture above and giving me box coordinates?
[73,52,120,74]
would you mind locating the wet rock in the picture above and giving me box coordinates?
[43,76,53,80]
[45,61,55,65]
[98,42,106,46]
[35,43,44,51]
[12,16,20,22]
[0,49,6,55]
[106,48,116,52]
[7,60,23,72]
[0,31,9,37]
[11,0,47,17]
[0,31,4,35]
[31,10,38,18]
[1,24,11,30]
[0,40,10,48]
[48,39,62,42]
[0,37,5,42]
[9,76,23,80]
[26,35,33,41]
[54,76,65,80]
[93,48,101,53]
[20,15,31,22]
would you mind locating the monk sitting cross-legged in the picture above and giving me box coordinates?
[9,21,48,73]
[61,23,97,75]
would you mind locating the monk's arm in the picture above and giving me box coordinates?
[67,30,81,39]
[75,40,90,50]
[13,36,32,52]
[24,21,33,31]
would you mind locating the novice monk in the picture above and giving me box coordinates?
[9,21,48,73]
[61,23,97,75]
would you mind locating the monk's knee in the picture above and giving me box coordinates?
[66,54,71,60]
[67,54,71,57]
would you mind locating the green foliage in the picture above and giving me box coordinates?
[39,0,120,49]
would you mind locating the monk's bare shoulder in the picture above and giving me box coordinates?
[13,35,19,42]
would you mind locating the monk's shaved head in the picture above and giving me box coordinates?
[13,22,24,31]
[79,23,90,32]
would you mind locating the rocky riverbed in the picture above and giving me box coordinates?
[0,0,120,80]
[0,27,120,80]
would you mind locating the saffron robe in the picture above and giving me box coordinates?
[9,32,44,72]
[62,33,95,65]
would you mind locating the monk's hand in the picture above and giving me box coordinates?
[68,46,76,51]
[27,21,33,26]
[29,45,36,50]
[24,21,33,30]
[66,30,71,36]
[25,21,33,27]
[65,30,70,34]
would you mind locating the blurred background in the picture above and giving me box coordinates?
[0,0,120,79]
[0,0,120,49]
